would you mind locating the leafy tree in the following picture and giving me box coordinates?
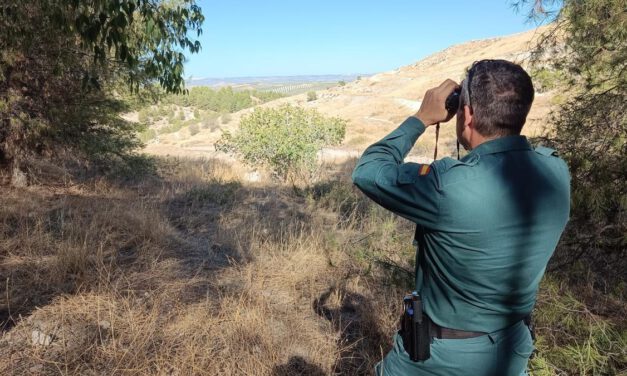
[0,0,204,179]
[512,1,625,373]
[159,86,282,113]
[529,67,565,93]
[216,104,347,181]
[513,0,626,276]
[307,91,318,102]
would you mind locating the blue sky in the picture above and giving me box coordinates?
[185,1,546,78]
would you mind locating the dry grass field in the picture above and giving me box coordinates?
[1,157,624,375]
[0,158,413,375]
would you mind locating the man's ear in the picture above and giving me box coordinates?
[463,105,473,128]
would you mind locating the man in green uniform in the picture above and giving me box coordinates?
[352,60,570,375]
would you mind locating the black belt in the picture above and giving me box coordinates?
[429,315,533,340]
[429,321,487,339]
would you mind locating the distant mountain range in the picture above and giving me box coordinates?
[186,74,368,88]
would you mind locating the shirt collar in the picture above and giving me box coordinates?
[468,135,532,157]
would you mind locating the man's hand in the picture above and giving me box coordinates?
[414,79,460,126]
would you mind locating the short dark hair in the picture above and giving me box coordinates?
[461,60,534,136]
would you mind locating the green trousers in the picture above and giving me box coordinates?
[374,321,533,376]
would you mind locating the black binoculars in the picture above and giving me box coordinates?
[445,88,461,114]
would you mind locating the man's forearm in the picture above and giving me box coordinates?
[352,116,427,183]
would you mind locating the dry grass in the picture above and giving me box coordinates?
[0,157,624,375]
[0,157,410,375]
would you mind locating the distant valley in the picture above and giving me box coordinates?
[142,27,556,165]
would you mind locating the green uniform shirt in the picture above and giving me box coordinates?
[352,117,570,333]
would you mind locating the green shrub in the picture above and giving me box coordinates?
[138,109,149,124]
[338,80,346,86]
[216,104,346,180]
[307,91,317,102]
[138,129,157,143]
[525,0,626,284]
[160,119,183,134]
[158,106,169,117]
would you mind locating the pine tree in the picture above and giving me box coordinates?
[514,0,626,280]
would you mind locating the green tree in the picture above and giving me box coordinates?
[157,86,281,113]
[307,91,318,102]
[514,0,626,273]
[513,1,626,374]
[0,0,204,179]
[216,104,347,181]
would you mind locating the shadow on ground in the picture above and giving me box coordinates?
[272,356,327,376]
[314,285,389,375]
[0,156,400,374]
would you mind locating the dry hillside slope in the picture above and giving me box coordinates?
[145,27,554,162]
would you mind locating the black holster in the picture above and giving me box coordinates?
[399,293,431,362]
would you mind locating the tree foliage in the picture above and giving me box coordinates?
[0,0,203,177]
[514,0,627,300]
[161,86,283,113]
[216,104,347,181]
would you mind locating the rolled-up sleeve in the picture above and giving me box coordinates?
[352,117,442,227]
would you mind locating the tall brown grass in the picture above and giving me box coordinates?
[0,157,624,375]
[0,157,408,375]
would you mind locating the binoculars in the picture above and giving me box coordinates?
[445,88,461,114]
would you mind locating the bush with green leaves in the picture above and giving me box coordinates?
[138,129,157,143]
[530,68,566,93]
[307,91,317,102]
[216,104,347,180]
[516,0,626,280]
[512,1,626,374]
[0,0,204,178]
